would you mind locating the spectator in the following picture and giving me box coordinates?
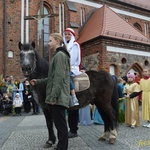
[7,79,17,101]
[93,105,104,125]
[2,93,12,115]
[118,77,125,124]
[79,104,92,126]
[14,77,24,103]
[0,94,2,112]
[31,94,39,115]
[23,79,32,113]
[13,93,23,116]
[5,76,11,87]
[0,76,7,96]
[122,75,128,85]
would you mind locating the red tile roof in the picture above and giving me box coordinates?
[77,5,150,45]
[118,0,150,11]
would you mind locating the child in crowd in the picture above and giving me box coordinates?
[2,93,12,115]
[13,93,23,116]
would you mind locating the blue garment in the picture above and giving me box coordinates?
[118,83,125,123]
[70,72,75,90]
[118,83,125,111]
[118,83,124,98]
[79,105,92,126]
[13,82,24,102]
[93,107,104,125]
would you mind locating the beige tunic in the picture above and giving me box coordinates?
[140,78,150,121]
[124,82,140,126]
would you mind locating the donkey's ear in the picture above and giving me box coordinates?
[18,42,23,50]
[31,41,35,49]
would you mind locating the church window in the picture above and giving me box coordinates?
[133,22,142,32]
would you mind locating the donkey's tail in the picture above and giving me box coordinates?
[111,75,119,127]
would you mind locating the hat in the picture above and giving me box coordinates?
[16,93,20,96]
[127,73,135,80]
[64,28,75,36]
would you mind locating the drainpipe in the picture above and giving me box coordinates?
[3,0,7,77]
[62,3,64,31]
[59,3,62,34]
[26,0,29,43]
[21,0,25,43]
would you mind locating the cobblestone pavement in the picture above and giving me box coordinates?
[0,108,150,150]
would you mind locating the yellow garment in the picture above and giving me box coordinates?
[140,78,150,121]
[124,82,140,126]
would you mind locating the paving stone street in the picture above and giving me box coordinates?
[0,107,150,150]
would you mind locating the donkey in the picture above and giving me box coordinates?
[19,41,119,146]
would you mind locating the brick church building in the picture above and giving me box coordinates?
[0,0,150,78]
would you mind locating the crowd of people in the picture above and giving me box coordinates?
[0,75,39,116]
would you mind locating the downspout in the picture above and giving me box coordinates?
[59,3,62,34]
[62,3,65,31]
[3,0,7,76]
[21,0,25,43]
[26,0,29,43]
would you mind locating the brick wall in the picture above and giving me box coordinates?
[81,37,150,76]
[0,0,150,78]
[0,0,4,75]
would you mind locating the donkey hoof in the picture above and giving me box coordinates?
[43,140,53,148]
[98,137,106,141]
[109,138,116,144]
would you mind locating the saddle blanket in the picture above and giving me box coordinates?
[73,72,90,92]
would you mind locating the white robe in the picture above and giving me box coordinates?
[63,32,82,76]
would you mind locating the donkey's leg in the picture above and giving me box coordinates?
[96,102,117,143]
[98,131,110,141]
[42,105,56,148]
[109,128,117,144]
[106,107,118,144]
[98,115,109,141]
[95,104,110,141]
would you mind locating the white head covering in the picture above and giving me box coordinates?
[16,93,20,96]
[63,28,76,51]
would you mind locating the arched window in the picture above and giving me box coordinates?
[37,6,50,61]
[133,22,142,32]
[8,50,13,58]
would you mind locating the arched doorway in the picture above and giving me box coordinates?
[126,63,143,78]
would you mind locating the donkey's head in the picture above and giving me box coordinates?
[19,41,36,76]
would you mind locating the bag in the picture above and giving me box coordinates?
[73,72,90,92]
[28,95,32,101]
